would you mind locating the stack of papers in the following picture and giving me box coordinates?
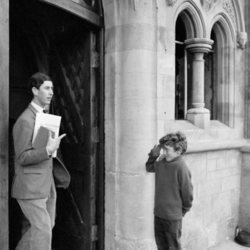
[32,113,62,157]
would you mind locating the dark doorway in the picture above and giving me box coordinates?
[9,0,104,249]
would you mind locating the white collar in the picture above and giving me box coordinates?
[31,101,44,113]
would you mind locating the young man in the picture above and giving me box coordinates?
[146,132,193,250]
[11,72,70,250]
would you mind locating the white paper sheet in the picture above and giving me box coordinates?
[32,113,62,157]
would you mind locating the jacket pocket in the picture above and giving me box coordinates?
[23,168,46,174]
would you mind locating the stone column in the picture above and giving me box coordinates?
[103,1,158,249]
[185,38,214,129]
[0,1,9,249]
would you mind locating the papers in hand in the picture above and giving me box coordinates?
[33,126,51,148]
[32,113,62,157]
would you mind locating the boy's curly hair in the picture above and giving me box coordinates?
[159,131,187,154]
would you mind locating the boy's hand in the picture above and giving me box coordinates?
[150,144,161,157]
[156,153,167,162]
[46,132,66,155]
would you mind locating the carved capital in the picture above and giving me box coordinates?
[237,32,248,50]
[185,38,214,54]
[166,0,177,6]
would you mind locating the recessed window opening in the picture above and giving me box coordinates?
[206,21,233,127]
[205,30,216,119]
[175,16,186,120]
[175,16,192,120]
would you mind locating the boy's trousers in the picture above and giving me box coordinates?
[154,216,182,250]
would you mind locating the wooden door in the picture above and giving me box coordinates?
[50,26,103,250]
[9,1,104,249]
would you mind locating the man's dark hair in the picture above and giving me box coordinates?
[159,131,187,154]
[28,72,51,93]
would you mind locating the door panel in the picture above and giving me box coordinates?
[50,27,99,250]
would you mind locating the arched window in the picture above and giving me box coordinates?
[175,14,193,120]
[175,9,235,128]
[205,18,235,127]
[204,31,216,119]
[175,16,186,120]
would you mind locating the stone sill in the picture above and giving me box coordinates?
[187,139,247,154]
[164,119,248,154]
[240,144,250,152]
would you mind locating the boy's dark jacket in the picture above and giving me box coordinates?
[146,150,193,220]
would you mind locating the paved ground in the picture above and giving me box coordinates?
[208,240,250,250]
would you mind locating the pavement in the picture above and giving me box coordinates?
[208,240,250,250]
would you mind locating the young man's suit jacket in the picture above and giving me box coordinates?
[11,104,70,199]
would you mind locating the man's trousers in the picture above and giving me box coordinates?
[15,182,56,250]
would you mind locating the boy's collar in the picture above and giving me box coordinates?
[165,155,182,163]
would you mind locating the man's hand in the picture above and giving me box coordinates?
[46,132,66,155]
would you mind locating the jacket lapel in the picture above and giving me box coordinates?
[28,103,38,116]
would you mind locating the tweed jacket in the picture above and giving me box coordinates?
[11,104,70,199]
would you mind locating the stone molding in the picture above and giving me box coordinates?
[187,107,210,114]
[185,38,214,54]
[223,0,236,27]
[187,139,247,153]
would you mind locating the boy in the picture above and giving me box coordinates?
[146,131,193,250]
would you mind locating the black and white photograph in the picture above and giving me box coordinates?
[0,0,250,249]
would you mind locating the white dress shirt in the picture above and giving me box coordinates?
[31,101,44,113]
[31,101,51,157]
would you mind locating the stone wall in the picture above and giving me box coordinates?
[103,0,247,249]
[182,149,241,249]
[103,0,158,249]
[239,147,250,231]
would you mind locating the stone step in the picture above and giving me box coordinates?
[208,240,250,250]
